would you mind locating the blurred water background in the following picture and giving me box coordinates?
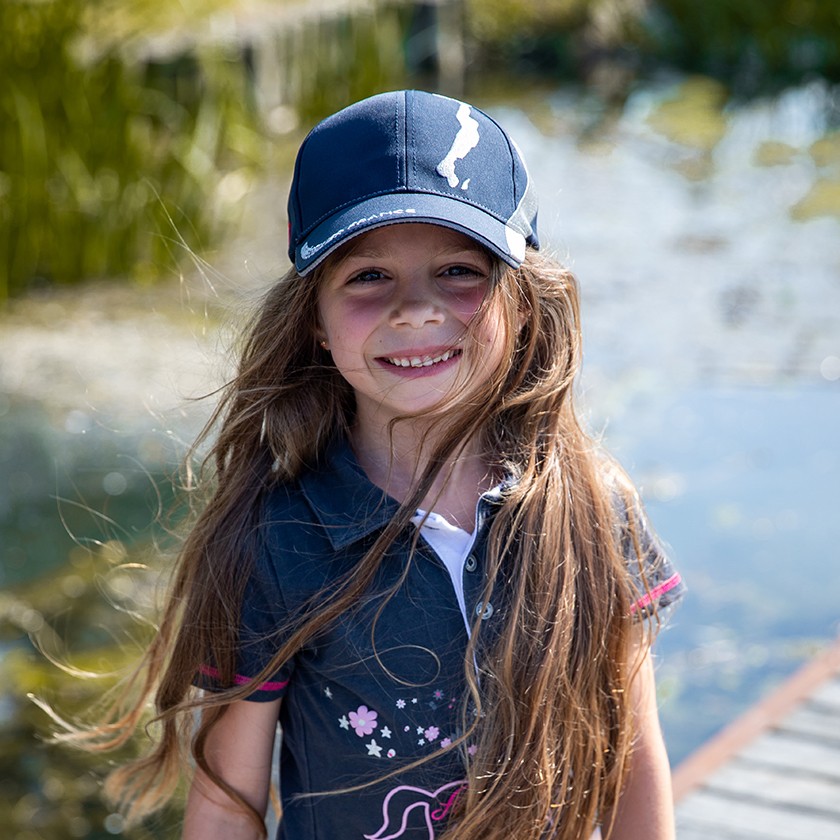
[1,1,839,837]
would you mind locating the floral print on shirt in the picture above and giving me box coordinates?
[330,685,461,762]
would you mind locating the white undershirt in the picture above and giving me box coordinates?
[411,508,478,637]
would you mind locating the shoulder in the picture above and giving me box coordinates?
[249,451,383,605]
[259,476,326,545]
[249,476,335,596]
[598,460,686,616]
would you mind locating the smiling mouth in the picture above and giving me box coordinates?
[382,349,462,368]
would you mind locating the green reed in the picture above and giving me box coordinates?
[464,0,840,95]
[0,0,267,303]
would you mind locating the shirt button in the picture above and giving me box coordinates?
[465,554,478,572]
[475,601,494,620]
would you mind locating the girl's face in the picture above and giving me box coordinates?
[317,223,509,430]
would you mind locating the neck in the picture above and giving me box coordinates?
[349,413,493,532]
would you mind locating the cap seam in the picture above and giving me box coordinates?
[403,90,411,189]
[397,92,405,192]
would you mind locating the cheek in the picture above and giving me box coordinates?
[470,297,509,345]
[319,296,383,345]
[448,286,488,324]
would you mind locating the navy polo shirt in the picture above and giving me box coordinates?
[201,439,684,839]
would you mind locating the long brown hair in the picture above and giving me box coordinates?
[58,244,657,840]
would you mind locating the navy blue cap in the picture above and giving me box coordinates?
[287,90,539,275]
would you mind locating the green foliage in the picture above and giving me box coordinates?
[461,0,840,93]
[465,0,590,43]
[289,8,410,127]
[0,0,267,302]
[0,401,187,837]
[0,543,182,839]
[642,0,840,92]
[462,0,608,80]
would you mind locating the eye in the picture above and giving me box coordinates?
[441,263,489,281]
[347,268,386,285]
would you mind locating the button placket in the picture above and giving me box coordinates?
[474,601,494,620]
[464,497,500,626]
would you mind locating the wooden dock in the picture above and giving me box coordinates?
[672,636,840,840]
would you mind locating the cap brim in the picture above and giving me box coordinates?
[294,193,526,275]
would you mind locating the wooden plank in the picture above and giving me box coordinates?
[673,638,840,840]
[703,759,840,816]
[811,676,840,711]
[740,730,840,779]
[781,704,840,743]
[673,637,840,801]
[676,789,840,840]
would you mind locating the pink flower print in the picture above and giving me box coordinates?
[424,726,440,743]
[440,737,452,748]
[433,689,444,700]
[349,705,378,737]
[467,744,478,756]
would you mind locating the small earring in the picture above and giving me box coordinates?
[320,340,329,349]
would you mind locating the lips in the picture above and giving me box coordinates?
[381,349,462,368]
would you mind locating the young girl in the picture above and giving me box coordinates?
[77,90,684,840]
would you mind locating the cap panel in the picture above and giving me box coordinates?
[291,93,405,242]
[407,91,517,223]
[507,137,539,250]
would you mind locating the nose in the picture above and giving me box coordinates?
[389,284,445,329]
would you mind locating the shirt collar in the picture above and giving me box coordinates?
[299,437,400,550]
[299,437,512,550]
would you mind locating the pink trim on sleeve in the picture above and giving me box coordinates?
[631,572,683,614]
[199,664,289,693]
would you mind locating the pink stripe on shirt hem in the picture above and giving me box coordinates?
[199,664,289,692]
[631,572,682,613]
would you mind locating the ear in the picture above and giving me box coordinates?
[313,319,330,350]
[315,328,330,351]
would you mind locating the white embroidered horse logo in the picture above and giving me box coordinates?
[364,780,466,839]
[436,104,479,190]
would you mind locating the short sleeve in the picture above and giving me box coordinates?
[617,494,686,618]
[195,529,294,702]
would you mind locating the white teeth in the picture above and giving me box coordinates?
[386,350,457,368]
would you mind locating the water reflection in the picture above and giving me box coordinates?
[607,385,840,760]
[493,77,840,390]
